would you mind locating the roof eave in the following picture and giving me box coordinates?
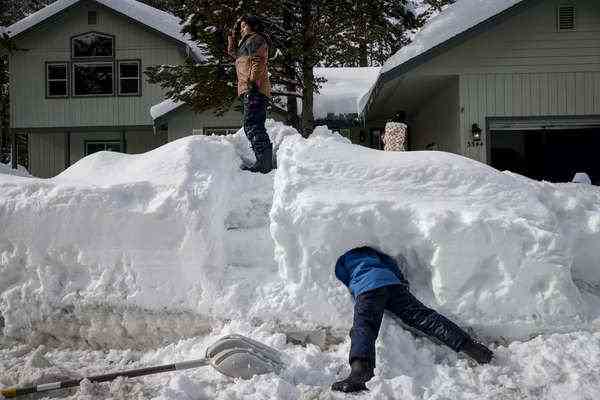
[363,0,544,118]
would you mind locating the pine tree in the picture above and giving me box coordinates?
[146,0,424,136]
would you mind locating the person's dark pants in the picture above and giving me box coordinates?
[242,91,272,157]
[350,285,470,367]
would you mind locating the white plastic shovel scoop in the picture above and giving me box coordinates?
[205,334,285,379]
[1,334,285,398]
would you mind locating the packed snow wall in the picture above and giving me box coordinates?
[0,121,295,348]
[269,128,600,338]
[1,123,599,349]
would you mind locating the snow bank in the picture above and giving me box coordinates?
[0,120,296,347]
[270,127,600,338]
[0,162,30,177]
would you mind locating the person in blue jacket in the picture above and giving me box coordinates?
[332,246,493,393]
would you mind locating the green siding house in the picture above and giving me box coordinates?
[2,0,223,178]
[363,0,600,183]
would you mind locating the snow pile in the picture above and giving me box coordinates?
[270,127,600,338]
[0,120,296,348]
[2,124,600,399]
[0,161,30,177]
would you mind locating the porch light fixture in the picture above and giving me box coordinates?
[471,123,482,141]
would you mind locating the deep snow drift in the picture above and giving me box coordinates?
[2,123,600,399]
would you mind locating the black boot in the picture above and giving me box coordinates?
[241,146,273,174]
[461,338,494,364]
[331,359,374,393]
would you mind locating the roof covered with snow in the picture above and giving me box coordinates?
[381,0,526,75]
[313,67,381,119]
[5,0,204,60]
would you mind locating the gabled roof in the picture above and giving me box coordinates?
[362,0,542,114]
[5,0,204,61]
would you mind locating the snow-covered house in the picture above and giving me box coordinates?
[2,0,242,178]
[363,0,600,183]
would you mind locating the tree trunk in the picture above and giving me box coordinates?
[301,0,315,138]
[301,64,314,138]
[283,8,300,130]
[358,14,368,67]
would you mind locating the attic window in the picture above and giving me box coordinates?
[88,11,98,25]
[557,5,576,31]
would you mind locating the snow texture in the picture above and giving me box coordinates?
[150,98,184,120]
[0,162,30,177]
[5,0,205,60]
[2,124,600,399]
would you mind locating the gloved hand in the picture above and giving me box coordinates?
[248,80,259,93]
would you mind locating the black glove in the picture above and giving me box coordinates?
[248,80,259,93]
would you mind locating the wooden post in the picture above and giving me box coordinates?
[11,128,16,169]
[64,132,71,169]
[121,130,127,153]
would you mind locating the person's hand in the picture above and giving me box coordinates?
[248,81,259,93]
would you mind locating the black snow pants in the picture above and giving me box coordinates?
[243,91,272,157]
[350,285,470,367]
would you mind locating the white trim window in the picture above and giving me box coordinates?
[118,60,141,96]
[72,32,114,58]
[47,62,69,98]
[72,62,114,96]
[85,141,122,156]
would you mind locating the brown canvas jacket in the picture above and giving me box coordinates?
[228,32,271,97]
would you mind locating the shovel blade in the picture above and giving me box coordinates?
[206,334,284,379]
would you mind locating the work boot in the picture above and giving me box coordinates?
[461,338,494,364]
[241,146,273,174]
[331,359,374,393]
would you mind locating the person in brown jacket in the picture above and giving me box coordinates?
[228,15,274,173]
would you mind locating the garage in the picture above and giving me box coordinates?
[488,116,600,184]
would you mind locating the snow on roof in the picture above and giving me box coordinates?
[150,98,184,120]
[313,67,381,119]
[5,0,204,60]
[382,0,524,74]
[150,67,382,121]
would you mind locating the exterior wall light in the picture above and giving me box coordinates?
[471,123,482,141]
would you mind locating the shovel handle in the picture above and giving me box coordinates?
[1,358,209,398]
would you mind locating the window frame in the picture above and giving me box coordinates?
[117,59,142,97]
[71,61,116,98]
[45,61,70,99]
[88,11,98,26]
[84,140,122,156]
[202,127,241,136]
[71,31,115,60]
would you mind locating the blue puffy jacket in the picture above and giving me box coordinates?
[335,247,408,298]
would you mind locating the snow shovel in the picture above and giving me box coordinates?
[0,334,284,398]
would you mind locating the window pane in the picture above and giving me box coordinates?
[120,63,139,78]
[74,64,113,95]
[48,64,67,80]
[120,79,139,95]
[86,143,106,155]
[73,33,113,58]
[48,81,67,96]
[105,143,122,152]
